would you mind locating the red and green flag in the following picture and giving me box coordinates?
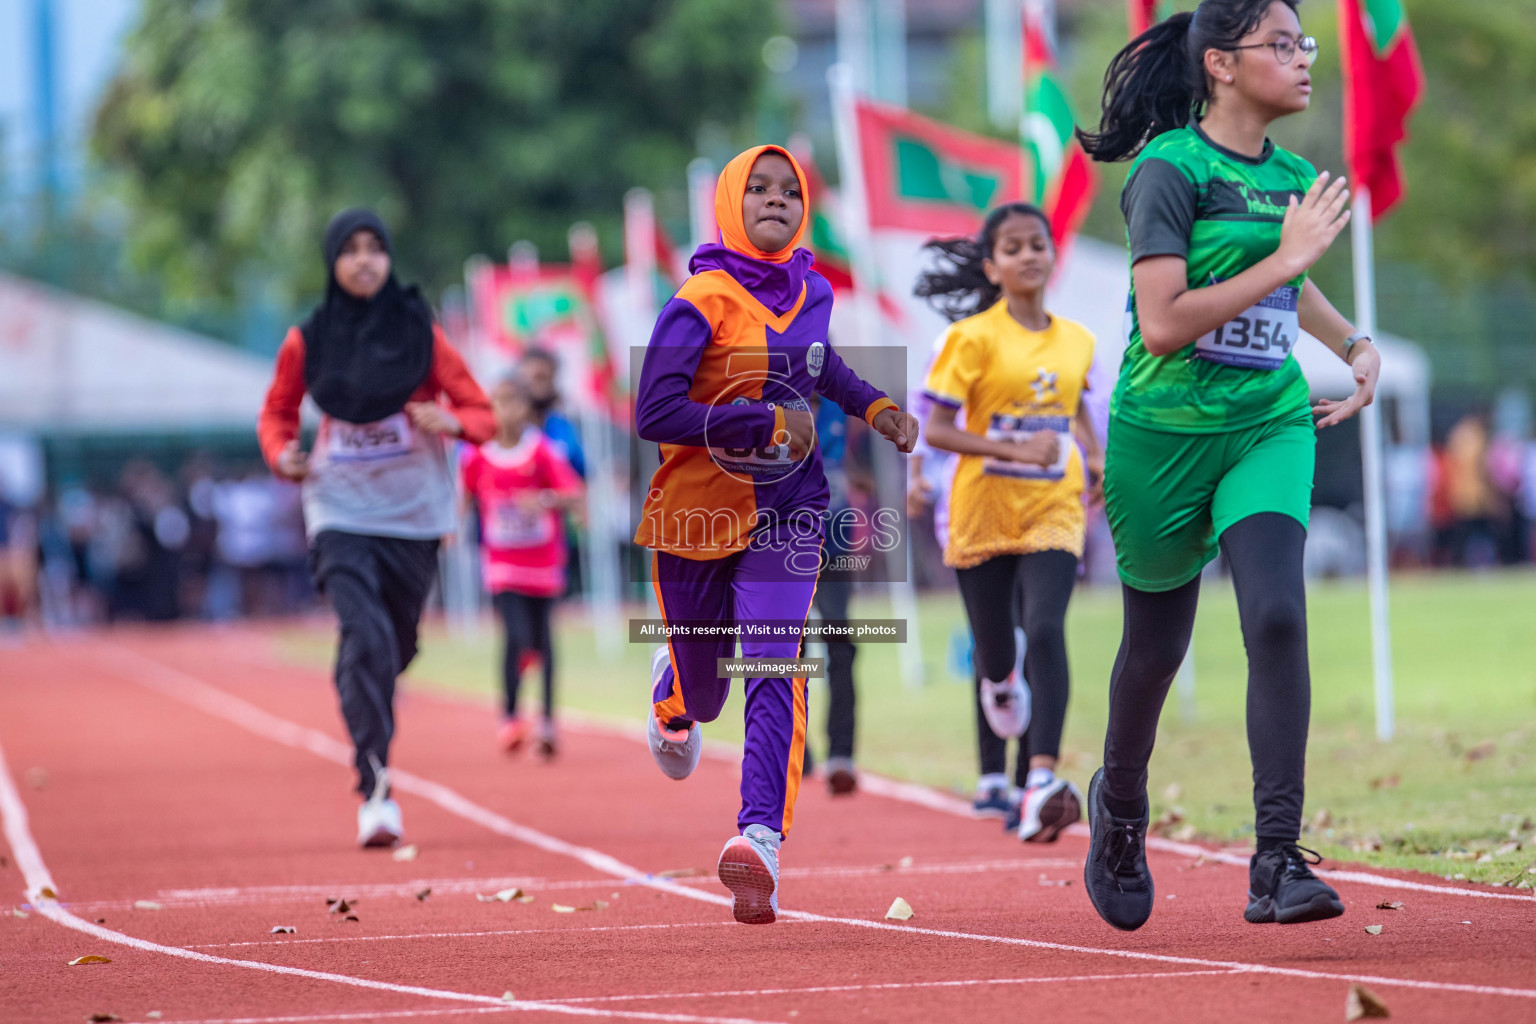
[855,97,1027,236]
[794,147,905,322]
[1339,0,1424,220]
[1023,8,1097,249]
[1127,0,1174,38]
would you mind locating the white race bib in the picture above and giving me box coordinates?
[1194,283,1299,370]
[983,414,1071,481]
[485,499,553,549]
[327,412,414,462]
[709,397,811,475]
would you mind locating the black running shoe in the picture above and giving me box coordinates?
[1244,843,1345,924]
[1083,767,1154,931]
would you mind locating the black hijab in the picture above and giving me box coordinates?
[301,208,435,425]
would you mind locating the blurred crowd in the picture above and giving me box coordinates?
[0,455,315,630]
[3,411,1536,633]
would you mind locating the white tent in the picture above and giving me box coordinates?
[0,272,276,435]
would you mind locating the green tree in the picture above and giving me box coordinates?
[93,0,780,308]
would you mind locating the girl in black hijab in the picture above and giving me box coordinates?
[259,208,494,848]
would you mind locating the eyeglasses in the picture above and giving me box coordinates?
[1229,35,1318,65]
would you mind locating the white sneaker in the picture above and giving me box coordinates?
[717,824,781,924]
[647,647,700,780]
[980,671,1031,739]
[1017,776,1082,843]
[357,797,402,848]
[357,763,402,848]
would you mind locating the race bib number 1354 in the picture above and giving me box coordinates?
[1194,281,1299,371]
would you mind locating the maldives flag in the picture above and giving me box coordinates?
[1127,0,1174,38]
[1339,0,1424,220]
[855,98,1027,236]
[792,148,905,322]
[1024,8,1097,248]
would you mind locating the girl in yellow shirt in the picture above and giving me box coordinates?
[917,202,1101,843]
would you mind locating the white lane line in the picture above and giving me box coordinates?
[103,644,1536,1004]
[188,920,759,949]
[549,969,1246,1003]
[68,856,1082,913]
[115,971,1245,1024]
[0,767,775,1024]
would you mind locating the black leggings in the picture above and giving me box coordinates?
[494,591,555,719]
[956,550,1078,784]
[1101,512,1310,841]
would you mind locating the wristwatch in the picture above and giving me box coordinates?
[1344,330,1373,359]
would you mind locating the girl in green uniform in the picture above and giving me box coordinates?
[1076,0,1382,931]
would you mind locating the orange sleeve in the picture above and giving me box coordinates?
[428,328,495,444]
[257,328,308,473]
[862,396,898,427]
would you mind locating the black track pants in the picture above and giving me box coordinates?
[310,530,439,798]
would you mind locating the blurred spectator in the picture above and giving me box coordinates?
[1443,414,1504,568]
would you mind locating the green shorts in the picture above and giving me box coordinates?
[1104,409,1315,592]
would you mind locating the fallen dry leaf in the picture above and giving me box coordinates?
[414,888,432,902]
[327,899,353,914]
[1169,824,1199,842]
[147,1014,162,1020]
[12,908,28,919]
[501,992,516,1002]
[1163,782,1183,802]
[342,914,359,922]
[1311,808,1333,830]
[391,844,419,862]
[1148,807,1186,837]
[40,887,57,900]
[94,918,106,924]
[68,956,112,965]
[1375,900,1404,911]
[133,900,163,911]
[656,868,704,879]
[1368,775,1400,790]
[1345,983,1390,1019]
[1038,875,1071,887]
[898,856,914,869]
[1363,924,1383,935]
[270,926,296,934]
[1495,841,1523,857]
[477,888,525,903]
[1464,741,1497,763]
[551,904,577,913]
[86,1014,121,1022]
[514,895,535,904]
[885,897,915,921]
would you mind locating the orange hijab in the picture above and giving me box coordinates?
[714,145,810,263]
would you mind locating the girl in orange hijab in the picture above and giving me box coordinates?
[632,146,917,924]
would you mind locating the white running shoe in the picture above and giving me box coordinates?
[647,647,700,780]
[979,671,1031,739]
[717,824,781,924]
[1016,776,1083,843]
[357,762,402,848]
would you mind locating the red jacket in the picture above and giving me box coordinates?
[258,324,495,471]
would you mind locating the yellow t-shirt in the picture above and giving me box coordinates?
[923,300,1096,568]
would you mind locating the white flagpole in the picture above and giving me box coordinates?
[686,158,716,251]
[1351,185,1395,742]
[828,62,925,689]
[985,0,1023,131]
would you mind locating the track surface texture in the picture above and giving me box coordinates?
[2,625,1533,1024]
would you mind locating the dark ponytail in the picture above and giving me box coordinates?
[914,203,1054,323]
[1077,0,1300,163]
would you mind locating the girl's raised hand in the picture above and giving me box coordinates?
[872,408,919,453]
[1277,172,1351,278]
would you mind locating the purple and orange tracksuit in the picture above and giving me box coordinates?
[634,244,896,838]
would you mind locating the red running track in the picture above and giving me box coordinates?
[1,624,1534,1024]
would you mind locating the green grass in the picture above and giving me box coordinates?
[280,570,1536,886]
